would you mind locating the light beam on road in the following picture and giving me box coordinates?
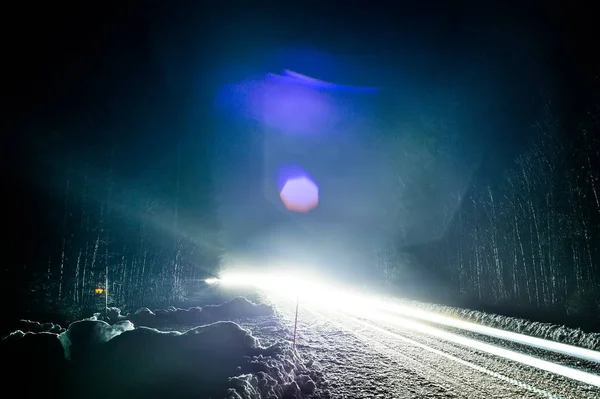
[214,270,600,388]
[306,306,563,399]
[375,301,600,364]
[362,309,600,389]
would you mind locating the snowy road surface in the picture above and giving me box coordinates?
[267,296,600,399]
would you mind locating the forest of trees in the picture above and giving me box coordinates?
[6,92,599,329]
[7,130,224,320]
[402,104,600,325]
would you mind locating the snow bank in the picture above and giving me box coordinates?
[15,319,65,334]
[66,321,311,399]
[58,319,135,360]
[403,299,600,351]
[122,296,275,328]
[226,342,317,399]
[0,298,313,399]
[0,319,66,340]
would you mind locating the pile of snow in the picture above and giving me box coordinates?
[58,319,135,361]
[68,321,310,399]
[403,299,600,351]
[0,298,314,399]
[114,296,275,328]
[0,319,66,340]
[16,319,65,334]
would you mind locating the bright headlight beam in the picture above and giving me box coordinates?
[362,310,600,389]
[375,301,600,364]
[219,271,372,313]
[218,270,600,376]
[306,307,562,399]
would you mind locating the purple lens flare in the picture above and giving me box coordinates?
[215,69,378,135]
[277,165,319,213]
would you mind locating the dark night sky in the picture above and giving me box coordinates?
[3,1,598,270]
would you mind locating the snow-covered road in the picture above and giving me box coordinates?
[5,290,597,398]
[271,297,600,399]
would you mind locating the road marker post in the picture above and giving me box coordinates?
[293,295,300,348]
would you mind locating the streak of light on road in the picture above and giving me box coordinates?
[303,303,564,399]
[216,271,600,389]
[376,301,600,363]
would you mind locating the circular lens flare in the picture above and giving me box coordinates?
[280,176,319,212]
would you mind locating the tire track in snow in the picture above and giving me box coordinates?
[337,312,562,399]
[274,297,598,398]
[306,306,561,399]
[349,311,600,398]
[277,300,457,398]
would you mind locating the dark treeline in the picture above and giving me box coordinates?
[6,126,223,321]
[3,3,225,322]
[403,102,600,329]
[5,3,599,331]
[8,104,600,329]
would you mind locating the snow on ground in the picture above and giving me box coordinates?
[273,297,600,399]
[0,297,319,399]
[122,296,275,328]
[399,299,600,351]
[160,314,327,398]
[12,319,65,334]
[4,290,597,399]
